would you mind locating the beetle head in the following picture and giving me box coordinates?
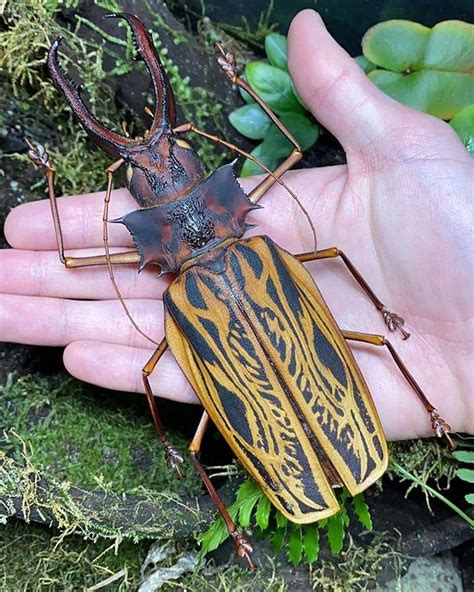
[48,12,204,206]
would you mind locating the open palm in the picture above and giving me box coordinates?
[2,10,472,441]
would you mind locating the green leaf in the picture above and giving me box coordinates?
[368,69,474,119]
[276,112,319,151]
[240,112,318,177]
[255,493,271,530]
[275,510,288,529]
[352,494,373,531]
[198,515,230,558]
[355,55,377,74]
[326,512,345,554]
[457,468,474,483]
[363,20,474,72]
[453,438,474,448]
[302,524,320,563]
[239,74,255,104]
[265,33,288,71]
[363,20,474,119]
[235,479,261,501]
[245,61,304,114]
[363,20,431,72]
[235,480,261,527]
[240,143,280,177]
[450,103,474,156]
[229,104,272,140]
[260,115,315,158]
[453,449,474,463]
[288,525,303,566]
[465,493,474,505]
[271,527,286,553]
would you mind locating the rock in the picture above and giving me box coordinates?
[378,555,463,592]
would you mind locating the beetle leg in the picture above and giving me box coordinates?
[174,123,302,205]
[143,338,185,478]
[25,139,157,346]
[341,330,455,449]
[216,43,306,203]
[189,412,255,569]
[296,248,410,339]
[24,139,138,269]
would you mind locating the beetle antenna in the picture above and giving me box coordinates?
[255,163,317,252]
[103,162,160,346]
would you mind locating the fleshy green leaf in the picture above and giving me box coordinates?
[271,112,319,151]
[465,493,474,505]
[355,55,377,74]
[368,69,474,119]
[229,104,272,140]
[457,468,474,483]
[245,61,304,114]
[239,74,255,104]
[363,20,474,72]
[255,493,271,530]
[363,20,474,119]
[453,449,474,463]
[352,494,373,531]
[257,115,315,158]
[303,524,320,564]
[326,512,345,554]
[453,438,474,448]
[288,525,303,566]
[265,33,288,71]
[271,527,286,553]
[363,20,431,72]
[275,510,288,529]
[240,112,318,177]
[450,104,474,156]
[240,143,280,177]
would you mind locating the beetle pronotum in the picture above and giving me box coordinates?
[25,13,454,568]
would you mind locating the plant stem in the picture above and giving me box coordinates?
[391,461,474,528]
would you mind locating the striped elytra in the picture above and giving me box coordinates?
[165,235,388,523]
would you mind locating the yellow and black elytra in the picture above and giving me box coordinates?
[25,12,454,569]
[165,235,388,523]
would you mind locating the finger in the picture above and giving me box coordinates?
[62,339,438,440]
[4,188,135,250]
[0,294,163,348]
[0,247,169,299]
[288,10,407,154]
[64,340,199,404]
[5,166,346,253]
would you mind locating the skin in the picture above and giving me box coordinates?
[1,10,473,441]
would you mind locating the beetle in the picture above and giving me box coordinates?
[25,13,454,568]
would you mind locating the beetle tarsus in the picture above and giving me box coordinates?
[24,138,52,170]
[430,410,456,450]
[164,442,184,478]
[232,531,254,569]
[215,42,238,82]
[382,307,410,340]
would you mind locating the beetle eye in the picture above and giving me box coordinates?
[175,138,191,150]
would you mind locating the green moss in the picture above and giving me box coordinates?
[1,0,228,200]
[1,373,201,495]
[0,520,147,591]
[388,439,458,494]
[310,534,406,591]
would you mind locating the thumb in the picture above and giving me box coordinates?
[288,10,407,157]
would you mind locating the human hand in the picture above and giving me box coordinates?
[2,9,472,441]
